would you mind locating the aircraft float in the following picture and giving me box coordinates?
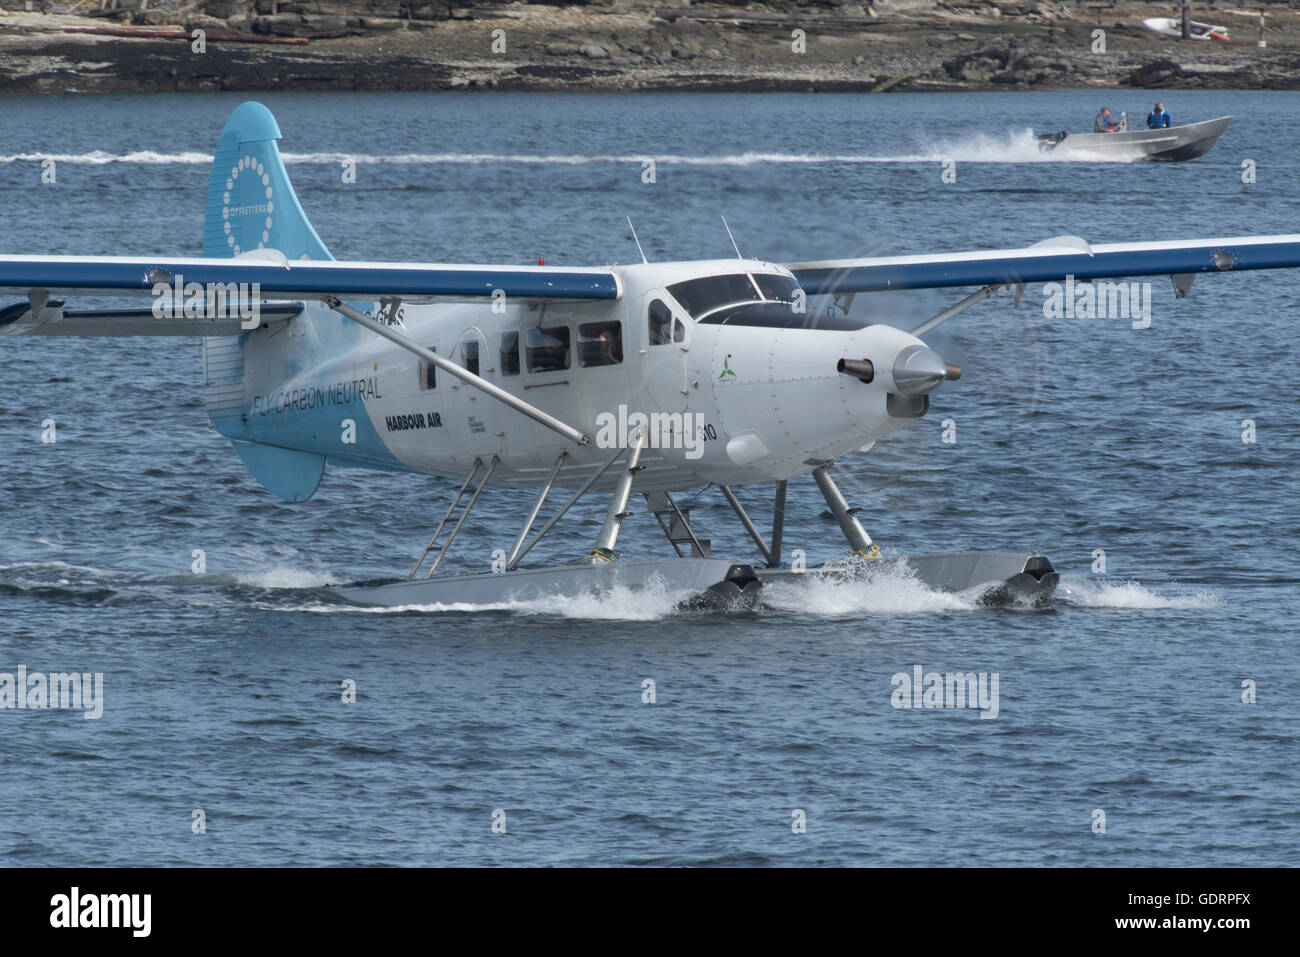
[3,102,1297,608]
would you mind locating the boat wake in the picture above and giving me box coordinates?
[0,132,1145,169]
[0,559,1223,620]
[257,580,698,620]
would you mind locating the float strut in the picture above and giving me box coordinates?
[591,429,646,562]
[770,480,787,568]
[409,459,482,579]
[507,444,629,571]
[719,484,775,567]
[425,455,499,578]
[812,465,875,557]
[507,450,566,569]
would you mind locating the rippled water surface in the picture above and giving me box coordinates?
[1,90,1297,866]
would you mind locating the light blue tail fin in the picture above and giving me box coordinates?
[202,101,329,502]
[202,101,333,261]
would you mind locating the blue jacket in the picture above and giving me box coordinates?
[1147,110,1171,129]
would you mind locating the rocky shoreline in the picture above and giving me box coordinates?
[4,1,1300,95]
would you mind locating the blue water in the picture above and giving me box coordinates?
[1,90,1297,866]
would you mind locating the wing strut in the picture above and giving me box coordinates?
[322,296,591,447]
[910,283,1003,337]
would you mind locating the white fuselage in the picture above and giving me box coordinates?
[225,259,944,491]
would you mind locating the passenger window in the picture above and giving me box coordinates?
[578,320,623,367]
[418,346,436,390]
[526,325,570,373]
[649,299,674,346]
[500,331,520,376]
[461,339,479,376]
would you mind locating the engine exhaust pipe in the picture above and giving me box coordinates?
[836,357,875,383]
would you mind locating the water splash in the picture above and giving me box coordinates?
[762,559,977,616]
[232,566,340,590]
[1056,576,1223,610]
[900,127,1144,164]
[0,558,1223,618]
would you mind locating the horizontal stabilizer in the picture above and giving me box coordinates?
[0,301,302,337]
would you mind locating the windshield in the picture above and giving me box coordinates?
[667,272,804,319]
[667,274,758,318]
[752,273,801,303]
[697,301,866,331]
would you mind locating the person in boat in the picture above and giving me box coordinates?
[1094,107,1121,133]
[1147,102,1172,129]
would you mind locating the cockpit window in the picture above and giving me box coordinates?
[698,301,866,331]
[667,274,760,318]
[648,299,685,346]
[752,273,801,303]
[649,299,674,345]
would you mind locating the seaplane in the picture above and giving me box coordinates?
[3,102,1299,609]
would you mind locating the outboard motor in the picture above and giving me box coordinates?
[1037,130,1068,152]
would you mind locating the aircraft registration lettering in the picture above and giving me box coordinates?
[250,377,382,417]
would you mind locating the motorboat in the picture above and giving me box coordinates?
[1037,115,1231,162]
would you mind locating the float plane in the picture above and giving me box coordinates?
[3,102,1298,608]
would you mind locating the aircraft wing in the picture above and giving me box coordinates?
[0,255,621,337]
[787,234,1300,295]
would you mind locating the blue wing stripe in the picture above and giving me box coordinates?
[0,258,620,301]
[790,239,1300,294]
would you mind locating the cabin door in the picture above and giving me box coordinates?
[639,290,692,416]
[444,326,502,460]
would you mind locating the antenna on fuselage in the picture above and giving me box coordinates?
[721,214,743,260]
[626,216,648,264]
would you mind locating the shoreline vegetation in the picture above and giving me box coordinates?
[4,0,1300,95]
